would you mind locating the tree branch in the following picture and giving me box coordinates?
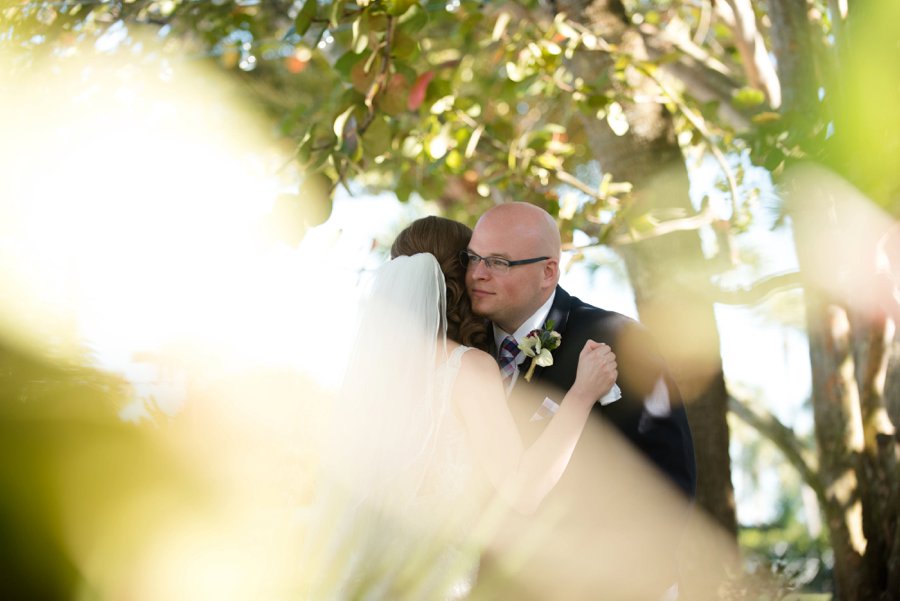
[562,237,803,305]
[718,0,782,108]
[637,64,742,222]
[551,168,622,207]
[454,108,625,209]
[359,16,395,132]
[711,271,804,305]
[728,393,826,505]
[567,203,714,248]
[638,22,752,130]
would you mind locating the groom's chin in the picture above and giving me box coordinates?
[467,296,492,317]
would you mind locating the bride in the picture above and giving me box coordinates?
[301,216,617,601]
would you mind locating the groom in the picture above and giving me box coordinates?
[464,202,696,599]
[465,202,696,494]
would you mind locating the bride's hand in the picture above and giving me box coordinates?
[571,340,617,404]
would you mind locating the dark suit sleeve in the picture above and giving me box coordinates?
[593,318,696,498]
[547,303,697,499]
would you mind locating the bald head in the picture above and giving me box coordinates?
[476,202,562,260]
[467,203,562,332]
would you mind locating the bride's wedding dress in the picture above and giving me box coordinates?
[300,254,489,601]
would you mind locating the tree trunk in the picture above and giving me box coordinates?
[770,0,900,596]
[787,169,900,601]
[803,293,866,600]
[794,215,900,601]
[558,0,737,536]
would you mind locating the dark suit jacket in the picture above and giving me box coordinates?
[506,285,696,498]
[473,287,697,600]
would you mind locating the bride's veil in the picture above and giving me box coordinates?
[301,252,458,599]
[330,252,448,508]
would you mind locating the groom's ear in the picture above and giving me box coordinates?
[542,258,560,287]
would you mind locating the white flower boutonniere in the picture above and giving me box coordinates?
[518,320,562,383]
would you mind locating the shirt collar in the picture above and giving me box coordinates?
[493,290,557,353]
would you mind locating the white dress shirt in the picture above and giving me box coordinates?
[492,292,556,396]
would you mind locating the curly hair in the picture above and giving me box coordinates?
[390,216,490,352]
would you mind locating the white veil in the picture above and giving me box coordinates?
[301,252,463,600]
[329,252,449,509]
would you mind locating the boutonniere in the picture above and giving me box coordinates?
[518,320,561,382]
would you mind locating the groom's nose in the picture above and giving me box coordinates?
[469,259,492,279]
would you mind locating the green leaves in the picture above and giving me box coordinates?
[294,0,317,36]
[9,0,786,254]
[384,0,418,17]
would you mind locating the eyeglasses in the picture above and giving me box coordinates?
[459,250,550,274]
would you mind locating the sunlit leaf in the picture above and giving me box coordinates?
[401,135,423,158]
[295,126,314,162]
[427,125,451,160]
[492,11,510,42]
[333,105,356,140]
[505,61,523,83]
[606,101,629,136]
[430,95,455,115]
[598,172,612,197]
[733,86,767,108]
[752,111,782,124]
[351,14,368,54]
[547,138,572,155]
[535,153,561,170]
[398,4,427,30]
[464,125,483,159]
[542,40,562,56]
[559,192,579,220]
[330,0,346,29]
[445,149,463,170]
[554,16,579,42]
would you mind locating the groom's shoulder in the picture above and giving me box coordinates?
[563,290,639,333]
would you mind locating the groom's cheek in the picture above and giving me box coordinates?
[468,292,490,314]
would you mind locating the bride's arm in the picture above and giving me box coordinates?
[454,341,617,515]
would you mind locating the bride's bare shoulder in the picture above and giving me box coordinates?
[445,341,496,374]
[452,346,503,404]
[459,346,499,374]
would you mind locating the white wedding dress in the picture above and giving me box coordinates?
[300,254,489,601]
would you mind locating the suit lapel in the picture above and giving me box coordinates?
[488,336,498,360]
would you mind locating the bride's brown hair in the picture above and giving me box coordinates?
[391,216,490,352]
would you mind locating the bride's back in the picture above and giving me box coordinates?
[301,252,487,600]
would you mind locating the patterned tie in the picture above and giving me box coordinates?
[498,336,520,383]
